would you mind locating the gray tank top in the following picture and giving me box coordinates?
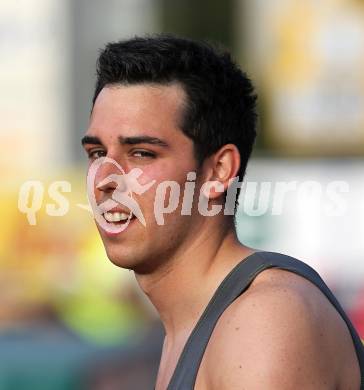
[166,251,364,389]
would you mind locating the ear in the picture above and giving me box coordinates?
[202,144,241,200]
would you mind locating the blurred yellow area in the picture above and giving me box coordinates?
[0,168,147,346]
[250,0,364,154]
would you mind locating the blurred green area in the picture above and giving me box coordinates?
[161,0,235,51]
[0,168,150,345]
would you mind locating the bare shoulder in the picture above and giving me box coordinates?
[198,267,360,390]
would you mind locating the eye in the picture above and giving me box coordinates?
[131,150,156,158]
[87,149,106,159]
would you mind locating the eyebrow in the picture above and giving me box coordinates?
[118,135,169,147]
[81,135,103,146]
[81,134,169,148]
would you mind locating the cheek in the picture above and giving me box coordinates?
[137,162,187,186]
[134,166,186,215]
[135,166,159,186]
[133,161,198,214]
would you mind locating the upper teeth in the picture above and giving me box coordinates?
[104,212,130,222]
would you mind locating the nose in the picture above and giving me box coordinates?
[94,161,129,194]
[95,158,132,197]
[95,162,115,193]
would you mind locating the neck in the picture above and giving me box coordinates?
[134,217,254,340]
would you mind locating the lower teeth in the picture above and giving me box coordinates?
[105,216,133,223]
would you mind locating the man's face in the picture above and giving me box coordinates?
[83,83,203,273]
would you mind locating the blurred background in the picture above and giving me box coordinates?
[1,0,364,388]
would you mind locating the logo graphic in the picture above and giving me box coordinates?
[17,156,351,226]
[87,157,155,233]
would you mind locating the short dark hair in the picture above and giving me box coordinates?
[93,34,257,182]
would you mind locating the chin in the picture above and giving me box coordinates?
[104,247,136,269]
[107,247,163,275]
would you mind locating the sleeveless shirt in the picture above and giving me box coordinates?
[166,251,364,389]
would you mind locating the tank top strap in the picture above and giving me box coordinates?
[167,251,364,390]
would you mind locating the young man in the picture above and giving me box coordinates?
[82,35,363,389]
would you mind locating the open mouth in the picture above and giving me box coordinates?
[102,211,135,224]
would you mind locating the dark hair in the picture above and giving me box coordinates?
[93,34,257,182]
